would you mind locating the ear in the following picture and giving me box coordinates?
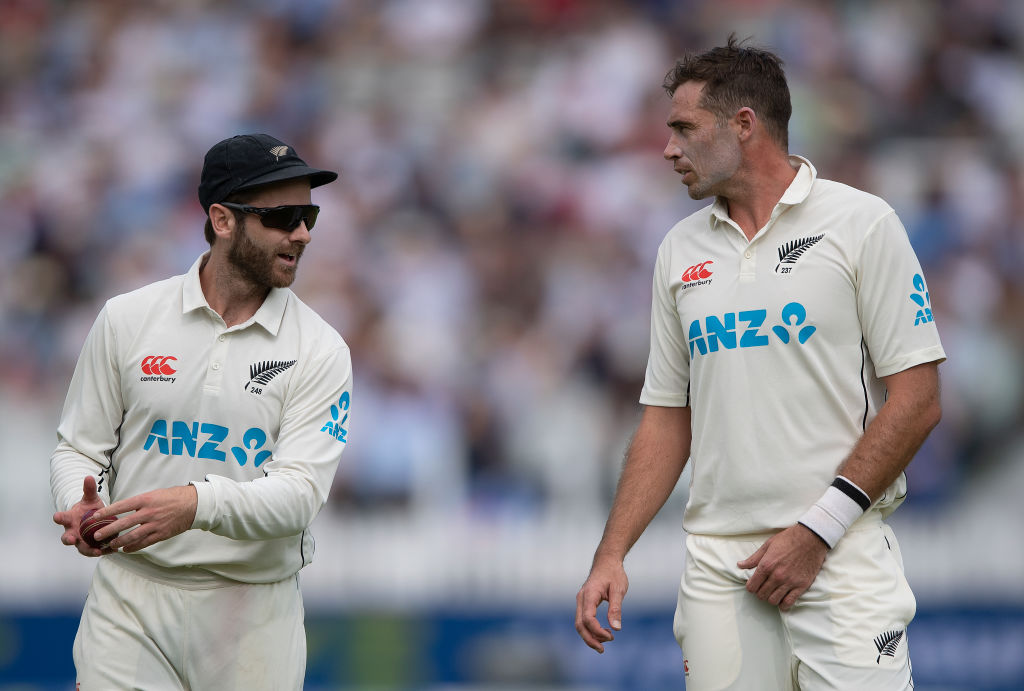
[208,203,237,242]
[733,107,757,143]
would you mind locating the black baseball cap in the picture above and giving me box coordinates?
[198,133,338,212]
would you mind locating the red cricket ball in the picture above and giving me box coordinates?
[80,508,116,549]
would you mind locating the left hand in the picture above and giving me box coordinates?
[90,485,198,553]
[737,523,828,611]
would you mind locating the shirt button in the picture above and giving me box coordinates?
[218,335,226,342]
[744,251,752,259]
[212,363,221,371]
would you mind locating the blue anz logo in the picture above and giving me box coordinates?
[910,274,933,326]
[230,428,273,467]
[688,302,816,358]
[771,302,817,344]
[143,421,272,467]
[320,391,350,443]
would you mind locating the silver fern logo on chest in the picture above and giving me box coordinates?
[245,359,297,395]
[775,234,825,273]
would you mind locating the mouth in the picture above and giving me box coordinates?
[277,252,299,266]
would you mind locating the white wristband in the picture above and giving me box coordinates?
[798,477,871,549]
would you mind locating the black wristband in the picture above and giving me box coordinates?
[831,476,871,512]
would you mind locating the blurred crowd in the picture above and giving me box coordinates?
[2,0,1022,521]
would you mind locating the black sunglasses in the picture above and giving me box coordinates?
[220,202,320,231]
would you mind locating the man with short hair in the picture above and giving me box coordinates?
[51,133,350,689]
[575,37,945,690]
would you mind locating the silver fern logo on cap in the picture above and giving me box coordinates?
[269,145,290,161]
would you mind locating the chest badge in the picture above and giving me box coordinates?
[681,260,714,288]
[776,234,824,274]
[245,359,296,395]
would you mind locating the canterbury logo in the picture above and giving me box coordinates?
[874,629,904,664]
[245,359,296,393]
[682,260,713,282]
[776,234,824,273]
[269,145,289,161]
[141,355,177,375]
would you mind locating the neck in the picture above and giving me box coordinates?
[723,152,799,242]
[198,252,271,327]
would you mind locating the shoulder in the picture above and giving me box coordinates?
[659,204,716,251]
[102,273,185,324]
[283,291,350,355]
[808,177,895,220]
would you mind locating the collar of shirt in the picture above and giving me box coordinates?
[181,253,289,335]
[708,155,818,231]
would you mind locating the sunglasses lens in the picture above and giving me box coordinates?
[260,205,319,231]
[303,206,318,230]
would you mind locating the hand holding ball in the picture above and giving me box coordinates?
[80,509,115,549]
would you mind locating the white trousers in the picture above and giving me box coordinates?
[674,513,915,691]
[73,556,306,690]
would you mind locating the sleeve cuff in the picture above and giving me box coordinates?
[874,346,946,377]
[189,480,216,530]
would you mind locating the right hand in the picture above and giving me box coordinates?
[575,557,629,653]
[52,476,113,557]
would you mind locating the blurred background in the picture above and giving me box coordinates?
[1,0,1023,688]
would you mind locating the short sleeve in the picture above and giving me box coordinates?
[856,210,946,377]
[640,242,691,406]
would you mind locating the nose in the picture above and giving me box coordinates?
[290,221,312,244]
[663,136,680,161]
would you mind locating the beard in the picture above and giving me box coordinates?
[684,132,742,200]
[227,223,300,289]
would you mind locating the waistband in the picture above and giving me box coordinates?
[106,552,251,590]
[687,507,885,542]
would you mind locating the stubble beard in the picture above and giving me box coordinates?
[228,223,299,289]
[685,131,742,200]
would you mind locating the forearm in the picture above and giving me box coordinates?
[594,406,691,563]
[798,362,940,549]
[837,363,942,502]
[50,441,112,512]
[191,468,328,540]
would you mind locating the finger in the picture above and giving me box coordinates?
[82,476,99,503]
[585,620,613,643]
[576,624,606,653]
[106,524,145,552]
[53,511,70,527]
[575,614,610,653]
[574,609,606,653]
[779,587,804,612]
[768,584,790,606]
[93,499,136,521]
[745,564,770,594]
[75,540,105,557]
[737,541,769,570]
[93,516,135,544]
[580,589,614,644]
[607,585,626,631]
[754,572,783,601]
[119,523,164,553]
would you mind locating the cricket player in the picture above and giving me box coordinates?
[575,37,945,689]
[51,133,349,689]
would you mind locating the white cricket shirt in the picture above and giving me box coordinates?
[640,157,946,536]
[51,254,352,584]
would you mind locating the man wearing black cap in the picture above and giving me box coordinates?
[50,134,350,689]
